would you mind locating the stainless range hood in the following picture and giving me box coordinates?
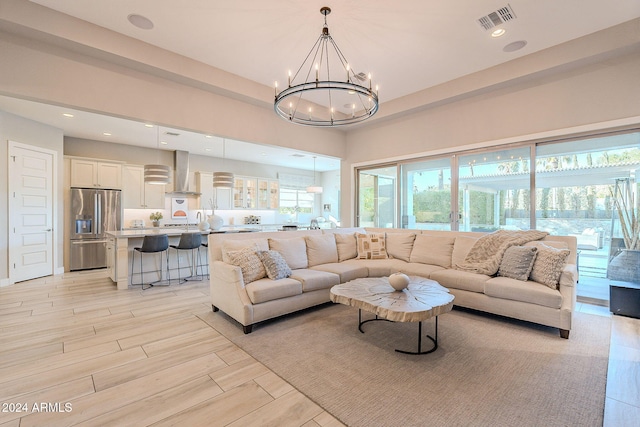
[165,150,201,196]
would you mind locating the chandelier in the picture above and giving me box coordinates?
[274,7,379,127]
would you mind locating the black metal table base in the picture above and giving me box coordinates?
[358,309,439,355]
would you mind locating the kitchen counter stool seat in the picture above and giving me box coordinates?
[170,232,204,283]
[131,234,170,290]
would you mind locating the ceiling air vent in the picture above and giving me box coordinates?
[165,131,180,137]
[477,4,516,31]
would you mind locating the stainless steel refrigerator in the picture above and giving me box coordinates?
[70,188,122,271]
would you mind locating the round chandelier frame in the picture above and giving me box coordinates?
[274,7,379,127]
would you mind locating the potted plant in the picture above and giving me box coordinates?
[607,181,640,282]
[149,211,163,227]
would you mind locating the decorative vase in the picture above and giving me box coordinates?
[152,220,160,227]
[198,220,210,231]
[388,273,410,291]
[207,214,224,231]
[607,249,640,283]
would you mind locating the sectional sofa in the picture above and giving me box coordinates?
[207,228,578,338]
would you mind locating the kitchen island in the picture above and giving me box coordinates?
[106,227,256,290]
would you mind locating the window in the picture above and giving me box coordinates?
[278,187,314,215]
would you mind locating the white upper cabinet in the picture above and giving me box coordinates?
[196,172,232,210]
[70,158,122,189]
[122,165,165,209]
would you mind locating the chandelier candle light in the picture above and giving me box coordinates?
[274,6,379,127]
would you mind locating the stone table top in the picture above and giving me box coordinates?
[330,276,455,323]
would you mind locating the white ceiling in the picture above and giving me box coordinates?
[4,0,639,171]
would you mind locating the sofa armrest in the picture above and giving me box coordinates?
[210,261,255,326]
[559,264,578,288]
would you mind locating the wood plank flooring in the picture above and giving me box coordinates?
[1,271,638,426]
[0,271,343,427]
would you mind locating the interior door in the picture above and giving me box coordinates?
[9,142,54,283]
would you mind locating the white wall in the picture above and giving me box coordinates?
[0,111,64,283]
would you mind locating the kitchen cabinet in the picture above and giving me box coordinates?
[122,165,165,209]
[70,158,122,189]
[196,172,232,210]
[233,176,258,209]
[258,179,279,209]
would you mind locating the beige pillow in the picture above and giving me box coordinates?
[256,250,292,280]
[386,233,416,262]
[410,234,455,268]
[225,246,266,284]
[529,244,570,289]
[451,236,479,267]
[305,234,339,267]
[335,233,357,262]
[498,246,538,281]
[222,238,269,263]
[356,233,388,259]
[268,237,308,269]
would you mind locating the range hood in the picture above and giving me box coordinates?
[165,150,201,196]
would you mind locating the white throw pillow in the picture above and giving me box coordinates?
[305,234,339,267]
[335,233,357,262]
[221,238,269,263]
[225,246,266,284]
[451,236,479,267]
[268,237,308,269]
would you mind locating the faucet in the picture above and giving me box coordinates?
[197,211,202,223]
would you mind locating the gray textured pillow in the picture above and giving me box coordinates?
[226,246,266,284]
[498,246,538,281]
[257,250,292,280]
[529,244,570,289]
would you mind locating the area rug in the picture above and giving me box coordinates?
[231,304,610,427]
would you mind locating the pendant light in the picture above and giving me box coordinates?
[306,156,323,193]
[213,138,234,188]
[144,126,171,185]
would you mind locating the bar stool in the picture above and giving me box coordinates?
[201,241,209,279]
[131,234,170,290]
[170,232,204,283]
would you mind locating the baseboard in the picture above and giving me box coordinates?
[577,295,609,307]
[0,277,11,287]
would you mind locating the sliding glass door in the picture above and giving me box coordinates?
[357,166,397,228]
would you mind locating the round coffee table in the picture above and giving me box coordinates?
[330,276,454,355]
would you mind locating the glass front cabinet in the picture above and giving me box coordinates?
[234,176,279,209]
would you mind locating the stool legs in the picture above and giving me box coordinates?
[131,249,170,290]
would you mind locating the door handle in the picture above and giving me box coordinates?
[46,228,52,232]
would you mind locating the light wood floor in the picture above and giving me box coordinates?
[0,271,638,426]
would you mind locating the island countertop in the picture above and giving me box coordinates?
[106,227,257,238]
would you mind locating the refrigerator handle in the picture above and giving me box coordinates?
[95,192,101,235]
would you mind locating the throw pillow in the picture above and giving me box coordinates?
[529,244,570,289]
[385,233,416,262]
[268,237,308,269]
[451,236,479,267]
[257,250,292,280]
[335,233,357,262]
[221,238,269,263]
[498,246,538,281]
[410,234,455,268]
[356,233,388,259]
[225,246,266,284]
[305,234,339,267]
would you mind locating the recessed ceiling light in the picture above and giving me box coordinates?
[160,141,168,145]
[127,14,154,30]
[205,135,213,139]
[144,124,154,128]
[491,28,506,37]
[62,113,74,118]
[503,40,527,52]
[261,152,267,156]
[205,148,212,152]
[103,132,111,136]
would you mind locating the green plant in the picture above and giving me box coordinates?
[149,211,163,221]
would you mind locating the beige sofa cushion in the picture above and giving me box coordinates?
[335,233,357,262]
[451,236,478,267]
[245,277,302,304]
[430,269,489,293]
[305,234,339,267]
[410,235,455,268]
[290,269,340,292]
[356,233,388,259]
[311,260,369,283]
[225,246,266,284]
[399,262,446,278]
[269,237,308,269]
[386,233,416,262]
[485,277,563,309]
[222,238,269,263]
